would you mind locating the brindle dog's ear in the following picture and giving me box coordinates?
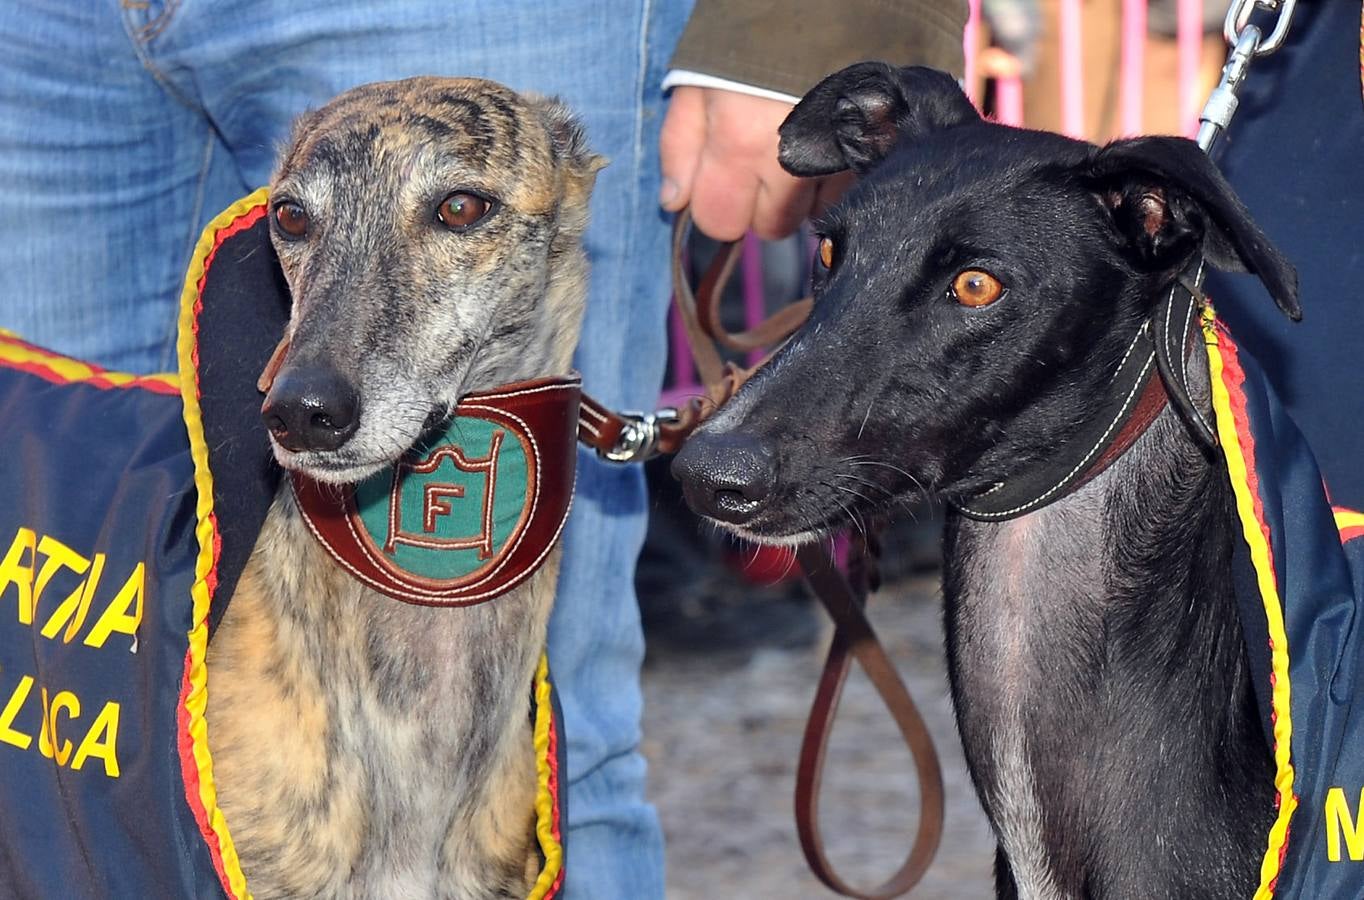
[273,108,324,179]
[778,63,978,176]
[1088,136,1300,320]
[532,95,607,183]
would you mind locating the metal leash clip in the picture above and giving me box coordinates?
[1199,0,1298,151]
[602,408,679,463]
[1223,0,1297,56]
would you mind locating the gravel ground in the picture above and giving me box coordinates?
[641,571,996,899]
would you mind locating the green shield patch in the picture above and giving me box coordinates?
[352,413,532,583]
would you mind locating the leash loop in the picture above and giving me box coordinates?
[671,209,814,361]
[662,209,944,898]
[794,543,945,900]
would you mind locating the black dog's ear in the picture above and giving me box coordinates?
[778,63,978,177]
[1089,136,1300,320]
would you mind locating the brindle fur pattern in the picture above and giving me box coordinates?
[673,63,1299,898]
[206,78,603,899]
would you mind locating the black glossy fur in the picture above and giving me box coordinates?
[672,63,1299,898]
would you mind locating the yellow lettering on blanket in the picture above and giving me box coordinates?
[0,667,121,778]
[0,527,144,649]
[1327,787,1364,862]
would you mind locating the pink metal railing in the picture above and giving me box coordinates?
[1179,0,1206,136]
[1121,0,1147,136]
[1060,0,1087,136]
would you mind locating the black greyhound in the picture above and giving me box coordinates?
[673,63,1299,899]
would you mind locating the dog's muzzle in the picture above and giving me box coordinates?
[261,363,362,453]
[671,429,778,525]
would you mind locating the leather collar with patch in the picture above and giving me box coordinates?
[292,376,581,607]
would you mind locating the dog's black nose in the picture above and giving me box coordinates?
[671,430,778,525]
[261,366,361,453]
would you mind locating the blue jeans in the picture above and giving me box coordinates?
[0,2,688,896]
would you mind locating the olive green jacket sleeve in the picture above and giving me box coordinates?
[669,0,968,99]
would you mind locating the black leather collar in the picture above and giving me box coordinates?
[955,260,1213,522]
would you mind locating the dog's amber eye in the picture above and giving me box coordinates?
[274,202,309,239]
[952,270,1004,308]
[437,192,491,230]
[817,236,835,269]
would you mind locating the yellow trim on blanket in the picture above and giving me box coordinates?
[527,653,564,900]
[0,332,180,392]
[1203,310,1296,898]
[1335,509,1364,537]
[177,188,269,900]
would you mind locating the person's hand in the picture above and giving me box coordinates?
[658,86,851,241]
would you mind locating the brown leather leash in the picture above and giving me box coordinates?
[575,209,807,463]
[258,206,945,894]
[575,213,735,460]
[795,541,944,898]
[630,210,944,899]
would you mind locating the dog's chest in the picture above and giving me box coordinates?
[331,656,516,897]
[946,497,1111,900]
[208,503,549,899]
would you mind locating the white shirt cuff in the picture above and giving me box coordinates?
[661,70,801,105]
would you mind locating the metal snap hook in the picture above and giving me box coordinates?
[602,408,680,463]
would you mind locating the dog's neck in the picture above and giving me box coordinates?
[464,242,587,390]
[942,351,1274,899]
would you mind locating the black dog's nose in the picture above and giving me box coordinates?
[671,430,778,525]
[261,366,361,453]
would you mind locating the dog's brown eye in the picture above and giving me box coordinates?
[817,236,835,269]
[952,270,1004,308]
[437,192,491,230]
[274,202,309,239]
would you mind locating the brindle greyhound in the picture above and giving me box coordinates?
[674,64,1299,899]
[204,77,602,899]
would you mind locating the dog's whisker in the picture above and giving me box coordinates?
[856,400,875,441]
[824,480,878,542]
[830,471,895,498]
[823,485,865,540]
[849,458,914,480]
[742,539,763,572]
[846,458,935,505]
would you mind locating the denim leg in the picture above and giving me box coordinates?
[0,0,236,373]
[544,8,688,894]
[19,2,689,896]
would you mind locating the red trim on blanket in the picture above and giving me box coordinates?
[1334,507,1364,544]
[177,647,236,897]
[177,199,267,898]
[546,703,564,898]
[0,333,180,395]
